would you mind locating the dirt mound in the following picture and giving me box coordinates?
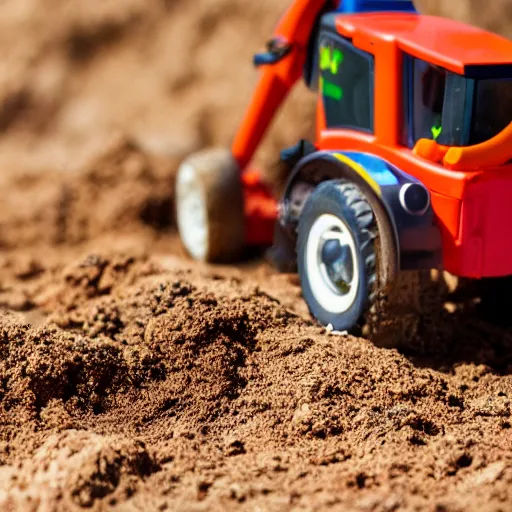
[0,255,511,510]
[0,430,158,510]
[0,0,318,178]
[0,137,178,250]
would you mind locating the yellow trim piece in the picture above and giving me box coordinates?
[332,153,382,197]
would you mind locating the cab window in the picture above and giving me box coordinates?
[471,78,512,145]
[403,56,469,148]
[318,35,374,133]
[413,59,446,142]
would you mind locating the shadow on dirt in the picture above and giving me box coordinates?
[385,273,512,376]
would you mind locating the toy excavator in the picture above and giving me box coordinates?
[175,0,512,333]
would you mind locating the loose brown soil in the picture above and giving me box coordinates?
[0,1,512,511]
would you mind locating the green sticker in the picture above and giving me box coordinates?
[331,48,344,75]
[321,76,343,101]
[320,46,344,75]
[431,125,442,140]
[320,46,331,72]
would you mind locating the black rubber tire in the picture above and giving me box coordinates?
[297,179,378,333]
[175,148,245,263]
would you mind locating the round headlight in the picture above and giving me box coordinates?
[399,183,430,216]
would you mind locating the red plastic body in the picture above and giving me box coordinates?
[233,4,512,278]
[242,171,278,247]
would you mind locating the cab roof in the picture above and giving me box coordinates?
[335,12,512,76]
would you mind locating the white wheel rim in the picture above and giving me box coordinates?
[176,162,209,261]
[305,214,360,314]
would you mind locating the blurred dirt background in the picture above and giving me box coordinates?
[0,0,511,510]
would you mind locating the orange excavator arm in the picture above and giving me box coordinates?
[231,0,336,170]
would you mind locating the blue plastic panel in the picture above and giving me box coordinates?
[340,151,399,187]
[336,0,418,13]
